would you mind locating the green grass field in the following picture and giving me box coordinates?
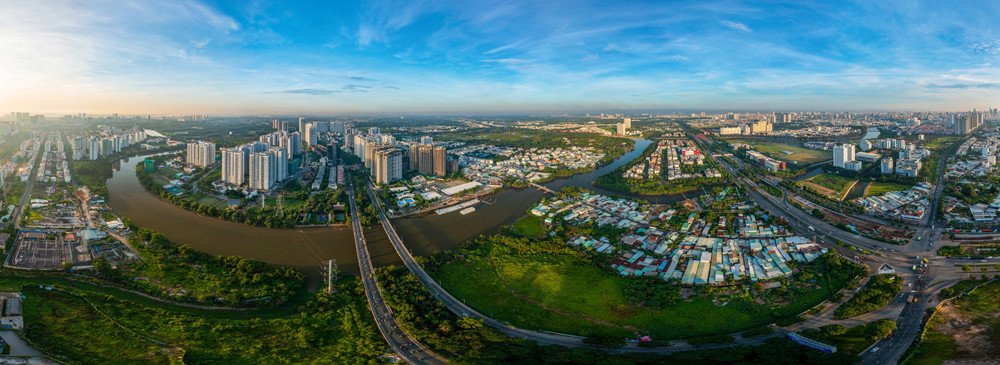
[751,142,832,164]
[433,242,843,340]
[800,173,857,200]
[923,136,962,151]
[866,182,911,197]
[512,215,546,239]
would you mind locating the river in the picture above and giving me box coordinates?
[106,139,695,281]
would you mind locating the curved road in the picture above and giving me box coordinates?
[348,185,447,365]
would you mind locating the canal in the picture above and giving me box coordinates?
[106,139,695,281]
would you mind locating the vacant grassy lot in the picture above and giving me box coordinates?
[866,182,911,197]
[800,173,857,201]
[433,241,843,340]
[906,280,1000,365]
[752,142,832,164]
[512,215,546,239]
[923,136,962,151]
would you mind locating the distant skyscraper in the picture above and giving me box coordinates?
[623,117,631,129]
[420,136,433,145]
[616,123,627,135]
[298,117,306,133]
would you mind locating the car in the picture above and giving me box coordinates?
[871,347,880,353]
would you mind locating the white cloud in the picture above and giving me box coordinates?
[719,20,751,33]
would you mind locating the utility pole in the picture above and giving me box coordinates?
[276,194,284,217]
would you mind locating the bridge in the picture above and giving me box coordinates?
[529,182,555,194]
[347,185,447,365]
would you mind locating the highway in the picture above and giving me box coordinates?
[364,181,799,354]
[714,152,996,365]
[11,146,43,230]
[347,185,447,365]
[357,149,995,363]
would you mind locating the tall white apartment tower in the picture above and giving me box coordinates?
[833,144,855,168]
[221,148,246,185]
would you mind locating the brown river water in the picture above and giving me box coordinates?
[106,139,694,281]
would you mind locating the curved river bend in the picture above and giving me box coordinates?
[107,139,695,280]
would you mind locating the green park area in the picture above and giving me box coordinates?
[751,142,832,164]
[865,182,911,197]
[922,136,962,151]
[799,173,858,201]
[832,274,902,319]
[511,215,546,239]
[905,280,1000,365]
[430,234,863,340]
[18,277,384,365]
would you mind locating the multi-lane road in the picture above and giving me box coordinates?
[352,146,994,364]
[347,185,447,365]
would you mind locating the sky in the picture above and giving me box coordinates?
[2,0,1000,115]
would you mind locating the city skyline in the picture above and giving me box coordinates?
[3,1,1000,114]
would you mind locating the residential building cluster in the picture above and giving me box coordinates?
[458,145,605,185]
[531,191,827,285]
[763,125,856,138]
[219,130,299,192]
[71,127,148,160]
[852,182,933,221]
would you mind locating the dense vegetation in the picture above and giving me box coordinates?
[71,159,114,196]
[94,225,305,307]
[594,140,726,195]
[833,274,902,319]
[21,278,385,364]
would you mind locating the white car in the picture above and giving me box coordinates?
[871,347,880,353]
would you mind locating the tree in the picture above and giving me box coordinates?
[819,324,846,337]
[865,319,897,340]
[61,261,73,271]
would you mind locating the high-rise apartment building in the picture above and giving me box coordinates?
[304,123,318,146]
[364,141,376,169]
[617,123,627,135]
[408,142,420,170]
[186,141,216,167]
[418,145,434,175]
[833,144,855,168]
[373,147,402,185]
[420,136,433,145]
[221,148,246,185]
[88,137,100,160]
[433,146,447,177]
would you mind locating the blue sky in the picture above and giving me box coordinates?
[2,0,1000,114]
